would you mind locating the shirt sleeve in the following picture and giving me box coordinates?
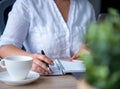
[0,0,30,48]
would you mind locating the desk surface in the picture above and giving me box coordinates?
[0,68,78,89]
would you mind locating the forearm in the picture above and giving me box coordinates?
[0,45,32,58]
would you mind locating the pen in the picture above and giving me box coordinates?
[41,50,52,71]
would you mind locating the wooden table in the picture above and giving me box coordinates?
[0,68,79,89]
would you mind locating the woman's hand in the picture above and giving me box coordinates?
[70,45,90,60]
[31,53,54,75]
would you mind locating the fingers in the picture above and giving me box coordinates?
[31,62,52,75]
[70,55,78,61]
[37,54,54,65]
[70,45,90,60]
[31,53,54,75]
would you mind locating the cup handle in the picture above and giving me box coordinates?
[0,59,6,68]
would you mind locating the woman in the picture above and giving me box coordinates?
[0,0,96,74]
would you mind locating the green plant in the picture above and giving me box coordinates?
[81,9,120,89]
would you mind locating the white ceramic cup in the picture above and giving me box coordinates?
[0,56,33,81]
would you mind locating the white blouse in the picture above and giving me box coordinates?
[0,0,96,59]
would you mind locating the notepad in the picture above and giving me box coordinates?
[48,59,86,75]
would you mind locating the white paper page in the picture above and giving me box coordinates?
[59,60,86,73]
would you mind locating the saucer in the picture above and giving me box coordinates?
[0,71,40,85]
